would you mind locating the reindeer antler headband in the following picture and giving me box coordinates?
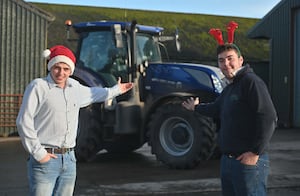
[209,21,241,57]
[209,21,238,45]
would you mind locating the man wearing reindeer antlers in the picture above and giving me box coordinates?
[182,21,277,196]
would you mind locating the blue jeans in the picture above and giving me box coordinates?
[27,151,77,196]
[221,153,269,196]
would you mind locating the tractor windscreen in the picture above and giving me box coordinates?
[79,31,127,74]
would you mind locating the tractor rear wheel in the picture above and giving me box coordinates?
[75,105,103,161]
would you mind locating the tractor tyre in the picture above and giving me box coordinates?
[148,102,216,169]
[75,105,103,161]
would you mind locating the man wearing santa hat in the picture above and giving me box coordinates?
[16,45,133,196]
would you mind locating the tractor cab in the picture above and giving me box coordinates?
[68,21,165,86]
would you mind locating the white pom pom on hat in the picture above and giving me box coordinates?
[42,49,51,59]
[43,45,76,74]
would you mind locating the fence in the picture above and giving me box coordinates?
[0,94,23,137]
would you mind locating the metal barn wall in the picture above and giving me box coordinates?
[248,0,300,127]
[294,8,300,127]
[0,0,53,135]
[0,0,53,95]
[267,0,292,127]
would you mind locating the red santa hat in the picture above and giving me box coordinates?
[43,45,76,74]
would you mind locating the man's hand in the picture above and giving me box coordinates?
[39,153,58,164]
[182,97,200,111]
[118,77,133,94]
[236,151,259,165]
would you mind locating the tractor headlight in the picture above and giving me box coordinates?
[211,74,223,93]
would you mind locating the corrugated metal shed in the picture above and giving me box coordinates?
[248,0,300,128]
[0,0,54,135]
[0,0,54,94]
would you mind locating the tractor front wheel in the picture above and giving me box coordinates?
[148,102,216,169]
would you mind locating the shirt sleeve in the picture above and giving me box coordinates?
[16,81,48,161]
[246,76,277,154]
[194,92,223,119]
[78,83,121,108]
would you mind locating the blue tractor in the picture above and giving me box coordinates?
[67,20,224,169]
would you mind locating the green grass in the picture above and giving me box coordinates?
[34,3,268,63]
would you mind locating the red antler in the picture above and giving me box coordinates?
[209,28,224,45]
[227,21,238,44]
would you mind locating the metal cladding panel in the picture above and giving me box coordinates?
[0,0,53,95]
[269,0,300,127]
[248,0,300,39]
[0,0,53,135]
[294,9,300,126]
[248,0,300,127]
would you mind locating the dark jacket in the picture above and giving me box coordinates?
[195,64,277,155]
